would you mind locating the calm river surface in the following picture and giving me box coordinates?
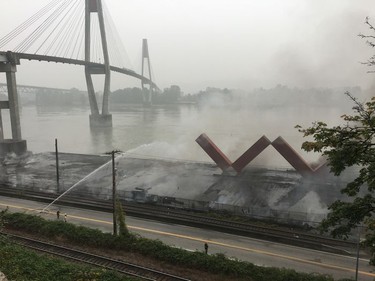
[1,101,348,168]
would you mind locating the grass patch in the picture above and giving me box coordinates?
[2,212,352,281]
[0,238,136,281]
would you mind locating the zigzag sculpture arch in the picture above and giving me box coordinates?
[195,133,327,176]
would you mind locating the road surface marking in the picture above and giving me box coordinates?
[1,201,374,277]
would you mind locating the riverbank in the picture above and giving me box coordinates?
[0,151,336,226]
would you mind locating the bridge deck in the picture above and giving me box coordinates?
[0,51,159,90]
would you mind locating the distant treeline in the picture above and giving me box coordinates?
[34,88,87,107]
[32,85,196,106]
[111,85,193,104]
[27,84,369,108]
[194,85,366,109]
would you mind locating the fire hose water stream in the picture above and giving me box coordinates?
[41,153,123,213]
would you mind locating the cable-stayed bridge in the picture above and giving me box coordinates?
[0,0,157,155]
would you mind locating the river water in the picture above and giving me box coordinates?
[1,98,349,169]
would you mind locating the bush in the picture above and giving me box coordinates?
[3,212,341,281]
[0,240,134,281]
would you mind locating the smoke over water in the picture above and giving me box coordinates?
[1,85,361,224]
[0,0,372,227]
[111,86,366,223]
[124,87,361,168]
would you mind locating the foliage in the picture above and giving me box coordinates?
[0,207,8,231]
[116,199,128,236]
[110,87,144,104]
[359,17,375,69]
[159,85,182,103]
[2,212,345,281]
[296,17,375,248]
[0,207,8,244]
[0,241,134,281]
[110,85,185,104]
[297,92,375,236]
[5,212,114,247]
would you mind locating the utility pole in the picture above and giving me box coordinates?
[355,226,362,281]
[112,150,117,236]
[55,138,60,194]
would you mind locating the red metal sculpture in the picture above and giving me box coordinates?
[196,133,327,177]
[232,135,271,173]
[195,133,232,171]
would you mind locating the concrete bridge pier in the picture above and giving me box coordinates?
[0,53,27,156]
[89,114,112,128]
[141,39,153,106]
[85,66,112,127]
[85,0,112,128]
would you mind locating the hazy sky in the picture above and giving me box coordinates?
[1,0,374,93]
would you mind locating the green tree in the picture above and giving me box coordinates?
[296,18,375,260]
[0,207,8,230]
[0,207,8,243]
[163,85,181,103]
[297,93,375,233]
[115,199,128,236]
[359,17,375,68]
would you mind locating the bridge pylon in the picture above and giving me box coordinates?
[141,39,153,106]
[0,52,27,155]
[85,0,112,127]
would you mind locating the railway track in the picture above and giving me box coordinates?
[3,232,191,281]
[0,186,358,254]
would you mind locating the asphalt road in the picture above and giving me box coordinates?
[0,195,374,280]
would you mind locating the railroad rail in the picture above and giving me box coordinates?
[0,186,358,255]
[3,232,190,281]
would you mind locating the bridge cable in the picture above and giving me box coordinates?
[62,5,82,58]
[36,0,80,55]
[106,20,122,68]
[0,0,61,49]
[107,15,127,68]
[0,0,58,48]
[55,2,79,57]
[90,18,95,62]
[20,0,74,54]
[103,2,132,69]
[43,9,74,56]
[149,64,156,91]
[74,13,85,60]
[14,0,71,53]
[69,9,85,60]
[92,16,100,63]
[102,13,120,66]
[96,17,104,63]
[41,0,78,56]
[90,16,96,62]
[42,0,76,56]
[150,56,157,87]
[49,0,82,57]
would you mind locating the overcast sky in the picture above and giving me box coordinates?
[1,0,374,93]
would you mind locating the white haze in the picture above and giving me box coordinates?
[124,89,359,169]
[0,0,374,92]
[1,0,372,223]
